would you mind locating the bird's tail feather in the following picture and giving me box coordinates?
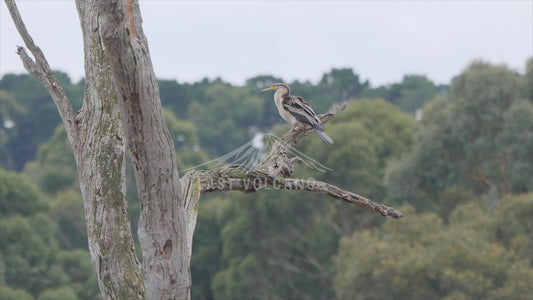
[313,128,334,144]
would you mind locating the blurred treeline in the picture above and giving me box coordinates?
[0,58,532,300]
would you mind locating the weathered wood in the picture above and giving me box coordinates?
[74,1,146,298]
[6,0,145,299]
[93,0,191,298]
[186,161,404,219]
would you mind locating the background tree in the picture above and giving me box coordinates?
[334,194,533,300]
[386,61,533,215]
[0,168,46,217]
[188,83,264,155]
[385,75,443,113]
[0,73,82,171]
[0,167,101,299]
[23,125,77,195]
[1,54,531,300]
[362,74,446,113]
[0,286,34,300]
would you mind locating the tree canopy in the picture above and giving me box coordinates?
[1,57,532,299]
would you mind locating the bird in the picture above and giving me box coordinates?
[262,83,334,144]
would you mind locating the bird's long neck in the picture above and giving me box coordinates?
[274,87,290,101]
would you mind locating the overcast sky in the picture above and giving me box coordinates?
[1,1,532,87]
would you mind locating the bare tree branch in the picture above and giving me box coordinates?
[4,0,78,144]
[181,102,404,219]
[192,165,404,219]
[280,178,404,218]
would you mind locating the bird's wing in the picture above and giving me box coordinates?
[283,96,323,130]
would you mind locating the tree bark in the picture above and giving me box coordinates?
[90,0,191,298]
[6,0,145,299]
[75,2,146,298]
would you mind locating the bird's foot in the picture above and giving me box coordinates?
[291,125,301,131]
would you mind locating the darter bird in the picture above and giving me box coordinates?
[262,83,334,144]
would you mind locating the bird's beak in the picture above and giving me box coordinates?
[261,86,276,92]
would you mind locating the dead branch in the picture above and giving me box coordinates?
[182,103,405,219]
[4,0,78,144]
[191,165,403,219]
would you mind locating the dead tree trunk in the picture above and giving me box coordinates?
[5,0,145,299]
[89,0,192,298]
[5,0,403,299]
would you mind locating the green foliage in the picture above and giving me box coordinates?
[363,74,445,112]
[0,73,82,171]
[387,61,533,215]
[159,78,215,119]
[24,125,77,195]
[245,75,285,127]
[392,75,442,112]
[0,89,26,170]
[56,250,102,300]
[245,75,283,90]
[296,99,415,232]
[188,82,264,155]
[38,287,79,300]
[334,195,533,300]
[51,189,87,249]
[285,68,367,115]
[299,99,415,192]
[163,108,200,148]
[329,99,415,170]
[0,167,47,217]
[318,68,370,102]
[2,58,532,299]
[0,213,99,299]
[159,79,193,119]
[496,100,533,193]
[162,108,210,171]
[0,215,63,295]
[491,193,533,263]
[0,169,98,299]
[524,57,533,101]
[307,121,381,196]
[211,254,263,300]
[191,197,227,300]
[210,191,338,300]
[0,285,34,300]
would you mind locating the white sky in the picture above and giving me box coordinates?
[1,1,532,87]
